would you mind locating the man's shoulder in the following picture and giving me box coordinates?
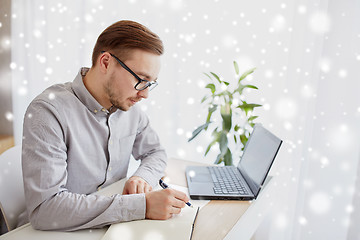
[30,82,74,108]
[28,82,76,115]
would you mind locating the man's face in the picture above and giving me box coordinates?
[104,49,161,111]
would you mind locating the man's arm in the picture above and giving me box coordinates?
[128,110,167,188]
[22,101,145,231]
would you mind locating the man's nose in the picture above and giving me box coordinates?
[137,88,149,99]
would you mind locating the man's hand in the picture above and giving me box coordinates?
[145,188,190,220]
[122,176,152,195]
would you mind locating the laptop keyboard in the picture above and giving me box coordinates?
[208,167,249,195]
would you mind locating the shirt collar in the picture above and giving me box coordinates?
[72,67,110,116]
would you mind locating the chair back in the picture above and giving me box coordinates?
[0,145,26,231]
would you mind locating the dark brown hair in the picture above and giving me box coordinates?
[92,20,164,66]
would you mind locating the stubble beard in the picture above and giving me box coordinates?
[103,81,129,112]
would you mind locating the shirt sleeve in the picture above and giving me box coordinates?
[131,110,167,187]
[22,100,145,231]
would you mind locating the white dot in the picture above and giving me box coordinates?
[177,149,186,158]
[275,213,287,229]
[0,22,2,28]
[345,205,354,213]
[284,121,292,130]
[319,58,331,73]
[275,98,297,119]
[37,55,47,63]
[18,87,28,96]
[309,192,331,214]
[309,11,331,34]
[265,70,273,78]
[48,93,56,100]
[188,170,196,178]
[5,112,13,121]
[176,128,184,135]
[85,14,93,22]
[271,15,286,31]
[141,105,148,111]
[263,103,271,111]
[298,5,307,14]
[320,156,329,167]
[196,146,203,153]
[187,98,194,105]
[299,216,307,225]
[46,68,53,75]
[10,62,17,70]
[338,69,347,78]
[33,29,42,38]
[301,85,313,98]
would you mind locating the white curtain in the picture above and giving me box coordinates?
[11,0,360,239]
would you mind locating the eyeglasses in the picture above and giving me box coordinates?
[101,51,158,91]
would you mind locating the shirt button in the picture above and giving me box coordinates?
[109,140,113,145]
[94,109,98,113]
[108,167,112,172]
[97,186,102,191]
[101,108,106,112]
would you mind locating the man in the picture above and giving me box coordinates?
[19,20,189,231]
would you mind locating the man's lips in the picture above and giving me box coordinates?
[129,98,141,104]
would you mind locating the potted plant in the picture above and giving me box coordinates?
[188,61,262,166]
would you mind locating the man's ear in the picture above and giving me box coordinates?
[99,52,111,74]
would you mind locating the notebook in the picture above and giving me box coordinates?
[185,123,282,200]
[96,180,204,240]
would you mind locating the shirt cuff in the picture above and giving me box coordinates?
[132,170,160,188]
[114,193,146,221]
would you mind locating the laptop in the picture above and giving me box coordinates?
[185,124,282,200]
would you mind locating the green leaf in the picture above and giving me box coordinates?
[205,83,216,94]
[233,61,239,75]
[234,124,240,132]
[188,122,212,142]
[214,153,223,164]
[238,67,256,83]
[201,95,208,103]
[206,105,218,124]
[244,84,258,90]
[203,72,213,81]
[205,131,220,156]
[210,72,222,84]
[204,140,216,156]
[224,149,232,166]
[236,84,258,95]
[248,116,258,122]
[219,131,228,156]
[234,135,237,143]
[240,134,247,146]
[223,81,230,86]
[220,104,232,132]
[237,103,262,115]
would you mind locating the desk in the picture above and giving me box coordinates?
[0,158,275,240]
[0,135,14,155]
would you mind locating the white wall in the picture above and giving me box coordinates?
[9,0,360,239]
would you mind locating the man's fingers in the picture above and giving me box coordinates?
[144,185,152,193]
[171,206,182,215]
[171,189,190,204]
[123,176,152,195]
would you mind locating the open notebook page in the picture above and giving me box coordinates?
[95,178,208,240]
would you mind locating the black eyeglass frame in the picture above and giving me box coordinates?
[100,51,158,91]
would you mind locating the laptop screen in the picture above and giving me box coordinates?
[237,124,282,196]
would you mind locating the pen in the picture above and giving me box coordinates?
[159,179,193,208]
